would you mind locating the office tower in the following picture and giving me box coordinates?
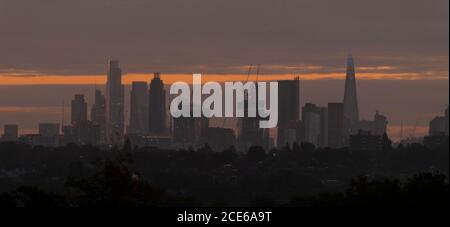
[302,103,321,147]
[429,116,446,136]
[350,130,382,152]
[39,123,60,137]
[91,89,106,142]
[328,102,345,148]
[148,73,166,135]
[37,123,60,146]
[174,115,209,148]
[61,125,75,144]
[424,135,448,149]
[71,94,88,126]
[303,111,321,147]
[343,54,360,139]
[277,77,300,147]
[129,82,149,135]
[2,124,19,142]
[318,107,329,148]
[358,111,389,136]
[373,111,388,136]
[301,103,328,148]
[106,60,125,144]
[239,92,268,151]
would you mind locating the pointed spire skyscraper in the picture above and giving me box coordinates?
[343,54,359,140]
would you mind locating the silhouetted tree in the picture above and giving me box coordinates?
[66,160,168,207]
[247,146,266,162]
[403,172,449,206]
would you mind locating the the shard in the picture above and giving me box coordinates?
[343,54,359,139]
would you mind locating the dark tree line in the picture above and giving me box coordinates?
[0,138,448,207]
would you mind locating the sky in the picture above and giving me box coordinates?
[0,0,449,140]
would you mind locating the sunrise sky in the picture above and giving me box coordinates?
[0,0,448,140]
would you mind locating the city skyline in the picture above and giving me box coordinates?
[0,0,448,212]
[0,56,448,145]
[0,60,447,142]
[0,0,448,142]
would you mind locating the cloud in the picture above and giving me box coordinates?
[0,0,447,78]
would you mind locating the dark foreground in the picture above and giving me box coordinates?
[0,139,448,207]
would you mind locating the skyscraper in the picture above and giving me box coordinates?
[373,111,388,136]
[302,103,327,148]
[106,60,125,144]
[328,102,344,148]
[91,89,106,142]
[148,73,166,135]
[277,77,300,147]
[238,95,268,151]
[39,123,60,137]
[343,54,360,140]
[129,81,149,135]
[173,104,209,148]
[71,94,88,126]
[429,116,446,136]
[37,123,60,146]
[2,124,19,142]
[318,107,329,148]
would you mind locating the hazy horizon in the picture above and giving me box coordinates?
[1,76,448,141]
[0,0,449,142]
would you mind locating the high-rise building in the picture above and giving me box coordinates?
[71,94,88,126]
[424,107,449,149]
[39,123,60,137]
[357,111,388,136]
[301,103,328,148]
[37,123,60,146]
[373,111,388,136]
[343,54,360,140]
[173,108,209,148]
[148,73,166,135]
[238,92,269,151]
[328,102,345,148]
[277,77,300,147]
[106,60,125,144]
[129,82,149,135]
[62,122,101,146]
[318,107,329,148]
[67,94,101,145]
[350,130,382,152]
[429,116,446,136]
[2,124,19,142]
[91,89,106,142]
[303,111,321,147]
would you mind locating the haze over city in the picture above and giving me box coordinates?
[0,0,449,141]
[0,0,449,213]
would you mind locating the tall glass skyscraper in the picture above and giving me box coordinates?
[148,72,166,135]
[343,54,360,141]
[106,60,124,144]
[129,81,149,135]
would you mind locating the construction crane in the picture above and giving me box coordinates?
[399,121,404,142]
[409,119,419,139]
[236,64,261,136]
[221,64,255,128]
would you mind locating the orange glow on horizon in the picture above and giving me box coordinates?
[0,73,447,85]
